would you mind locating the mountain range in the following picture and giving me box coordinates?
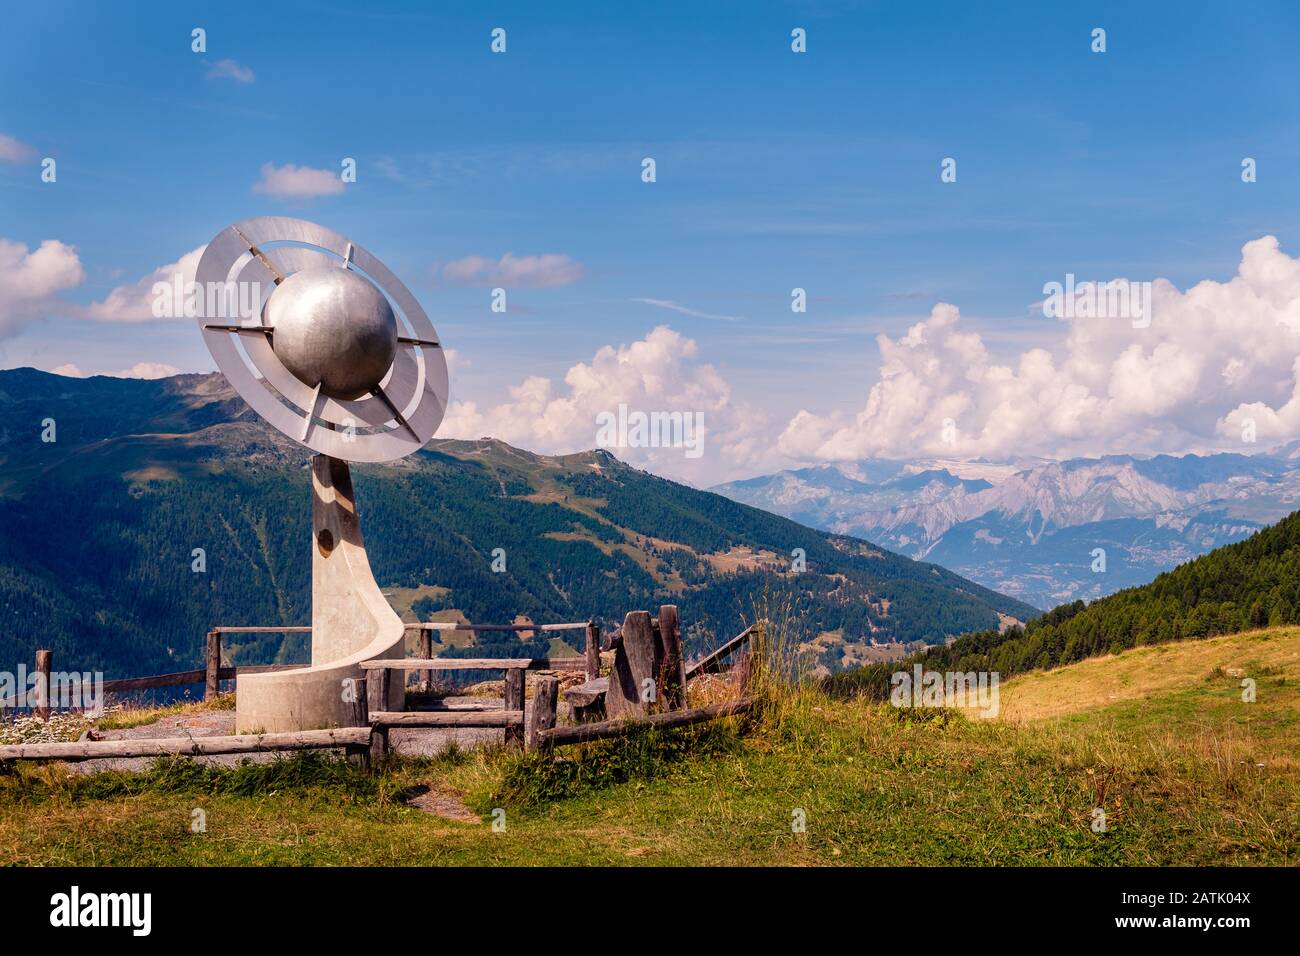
[834,493,1300,699]
[0,368,1035,681]
[712,448,1300,610]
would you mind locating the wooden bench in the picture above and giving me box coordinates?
[564,677,608,722]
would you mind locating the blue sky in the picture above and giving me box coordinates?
[3,1,1300,482]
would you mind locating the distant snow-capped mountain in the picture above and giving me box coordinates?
[712,450,1296,610]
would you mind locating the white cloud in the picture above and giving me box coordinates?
[442,253,584,288]
[630,298,740,322]
[439,325,772,483]
[113,362,181,379]
[252,162,344,199]
[779,235,1300,462]
[206,58,255,83]
[0,132,36,164]
[48,361,180,379]
[442,347,468,375]
[84,245,206,322]
[0,238,85,338]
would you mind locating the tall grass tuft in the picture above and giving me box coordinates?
[740,581,828,751]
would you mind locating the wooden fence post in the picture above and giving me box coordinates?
[606,611,658,718]
[205,630,222,701]
[417,627,432,692]
[34,649,52,720]
[657,605,686,709]
[346,676,370,769]
[503,667,525,748]
[367,668,390,762]
[526,676,558,751]
[742,619,766,695]
[732,650,753,697]
[585,621,601,681]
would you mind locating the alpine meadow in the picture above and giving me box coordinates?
[0,1,1296,934]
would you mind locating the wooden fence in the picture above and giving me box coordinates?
[400,621,601,690]
[357,612,762,755]
[0,621,602,714]
[0,612,761,764]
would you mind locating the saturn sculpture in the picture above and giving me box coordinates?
[193,217,448,732]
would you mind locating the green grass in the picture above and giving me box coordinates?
[0,630,1296,866]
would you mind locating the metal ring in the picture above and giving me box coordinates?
[193,217,448,462]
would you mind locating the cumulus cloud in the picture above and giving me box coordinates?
[0,132,36,164]
[113,362,181,379]
[779,235,1300,462]
[442,252,583,288]
[206,58,255,83]
[48,362,180,379]
[0,238,85,337]
[439,325,771,483]
[84,245,205,322]
[442,347,468,376]
[252,162,344,199]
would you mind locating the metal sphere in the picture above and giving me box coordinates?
[266,267,398,400]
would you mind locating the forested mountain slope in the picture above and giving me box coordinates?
[0,369,1035,678]
[834,506,1300,697]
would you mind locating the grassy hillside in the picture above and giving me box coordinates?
[993,627,1299,727]
[0,369,1034,678]
[833,508,1300,698]
[1,627,1294,865]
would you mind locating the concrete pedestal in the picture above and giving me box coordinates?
[235,455,406,733]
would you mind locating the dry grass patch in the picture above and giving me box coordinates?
[994,628,1300,722]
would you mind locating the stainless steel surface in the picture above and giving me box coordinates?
[266,267,398,401]
[193,217,448,462]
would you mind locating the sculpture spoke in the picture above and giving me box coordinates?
[204,323,274,335]
[233,225,286,285]
[300,383,324,442]
[369,384,421,442]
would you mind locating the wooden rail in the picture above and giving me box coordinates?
[0,663,309,708]
[97,664,309,696]
[0,728,369,763]
[684,622,762,680]
[408,622,590,632]
[360,657,586,671]
[368,710,523,728]
[403,620,601,687]
[418,701,502,712]
[538,698,754,748]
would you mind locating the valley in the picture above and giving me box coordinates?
[0,369,1034,680]
[714,451,1296,609]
